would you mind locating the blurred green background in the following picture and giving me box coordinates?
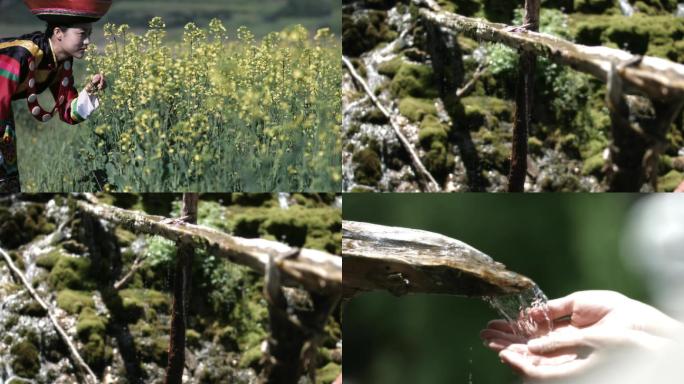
[343,193,650,384]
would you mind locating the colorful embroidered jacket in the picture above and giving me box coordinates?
[0,31,93,178]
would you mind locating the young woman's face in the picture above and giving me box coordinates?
[54,24,92,59]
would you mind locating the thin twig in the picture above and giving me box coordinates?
[342,56,441,192]
[112,255,145,290]
[0,247,98,384]
[456,63,487,99]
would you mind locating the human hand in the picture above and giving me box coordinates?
[481,291,682,381]
[86,73,106,93]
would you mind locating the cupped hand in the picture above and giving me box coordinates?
[480,290,682,381]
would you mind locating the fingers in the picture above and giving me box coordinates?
[500,347,589,380]
[542,294,576,322]
[486,319,514,333]
[527,328,592,354]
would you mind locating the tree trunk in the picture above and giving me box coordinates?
[508,0,539,192]
[165,193,198,384]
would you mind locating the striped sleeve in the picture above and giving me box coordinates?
[0,54,21,121]
[0,54,21,83]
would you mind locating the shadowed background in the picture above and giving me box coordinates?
[343,193,649,384]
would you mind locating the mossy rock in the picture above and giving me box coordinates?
[422,141,455,180]
[36,248,65,270]
[571,14,684,58]
[57,289,95,315]
[633,0,678,14]
[580,138,607,160]
[186,329,201,348]
[76,308,108,341]
[77,308,108,369]
[389,63,437,99]
[361,107,389,125]
[48,254,93,290]
[659,154,674,174]
[119,288,169,321]
[138,335,169,366]
[353,148,382,186]
[557,133,580,157]
[10,341,40,378]
[575,0,614,14]
[316,362,341,384]
[18,300,47,317]
[61,240,87,255]
[239,344,263,369]
[528,136,544,156]
[462,96,513,130]
[398,97,437,122]
[582,153,605,176]
[342,10,396,56]
[657,170,684,192]
[377,56,404,78]
[0,203,55,249]
[419,115,449,148]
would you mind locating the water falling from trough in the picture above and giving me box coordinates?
[343,220,553,337]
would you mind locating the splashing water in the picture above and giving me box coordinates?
[483,284,553,338]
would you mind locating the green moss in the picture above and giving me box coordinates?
[119,289,169,321]
[528,137,544,156]
[48,255,93,290]
[658,170,684,192]
[353,148,382,186]
[558,133,580,157]
[462,96,513,130]
[390,63,437,98]
[342,10,396,56]
[115,227,137,247]
[76,308,108,368]
[10,341,40,378]
[582,153,605,176]
[422,141,455,180]
[571,14,684,59]
[660,154,674,173]
[239,344,263,369]
[398,97,437,122]
[76,308,108,340]
[377,56,404,78]
[56,289,95,315]
[316,362,341,384]
[61,240,87,255]
[35,248,64,270]
[457,36,478,54]
[186,329,201,348]
[419,115,449,147]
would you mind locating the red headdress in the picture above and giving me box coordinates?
[23,0,112,24]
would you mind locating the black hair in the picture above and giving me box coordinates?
[45,24,70,38]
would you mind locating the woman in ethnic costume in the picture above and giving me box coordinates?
[0,0,111,192]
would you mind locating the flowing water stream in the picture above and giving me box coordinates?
[484,284,554,338]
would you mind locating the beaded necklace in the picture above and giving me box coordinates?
[25,55,73,122]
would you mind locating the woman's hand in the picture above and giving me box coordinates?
[481,291,682,381]
[86,73,106,93]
